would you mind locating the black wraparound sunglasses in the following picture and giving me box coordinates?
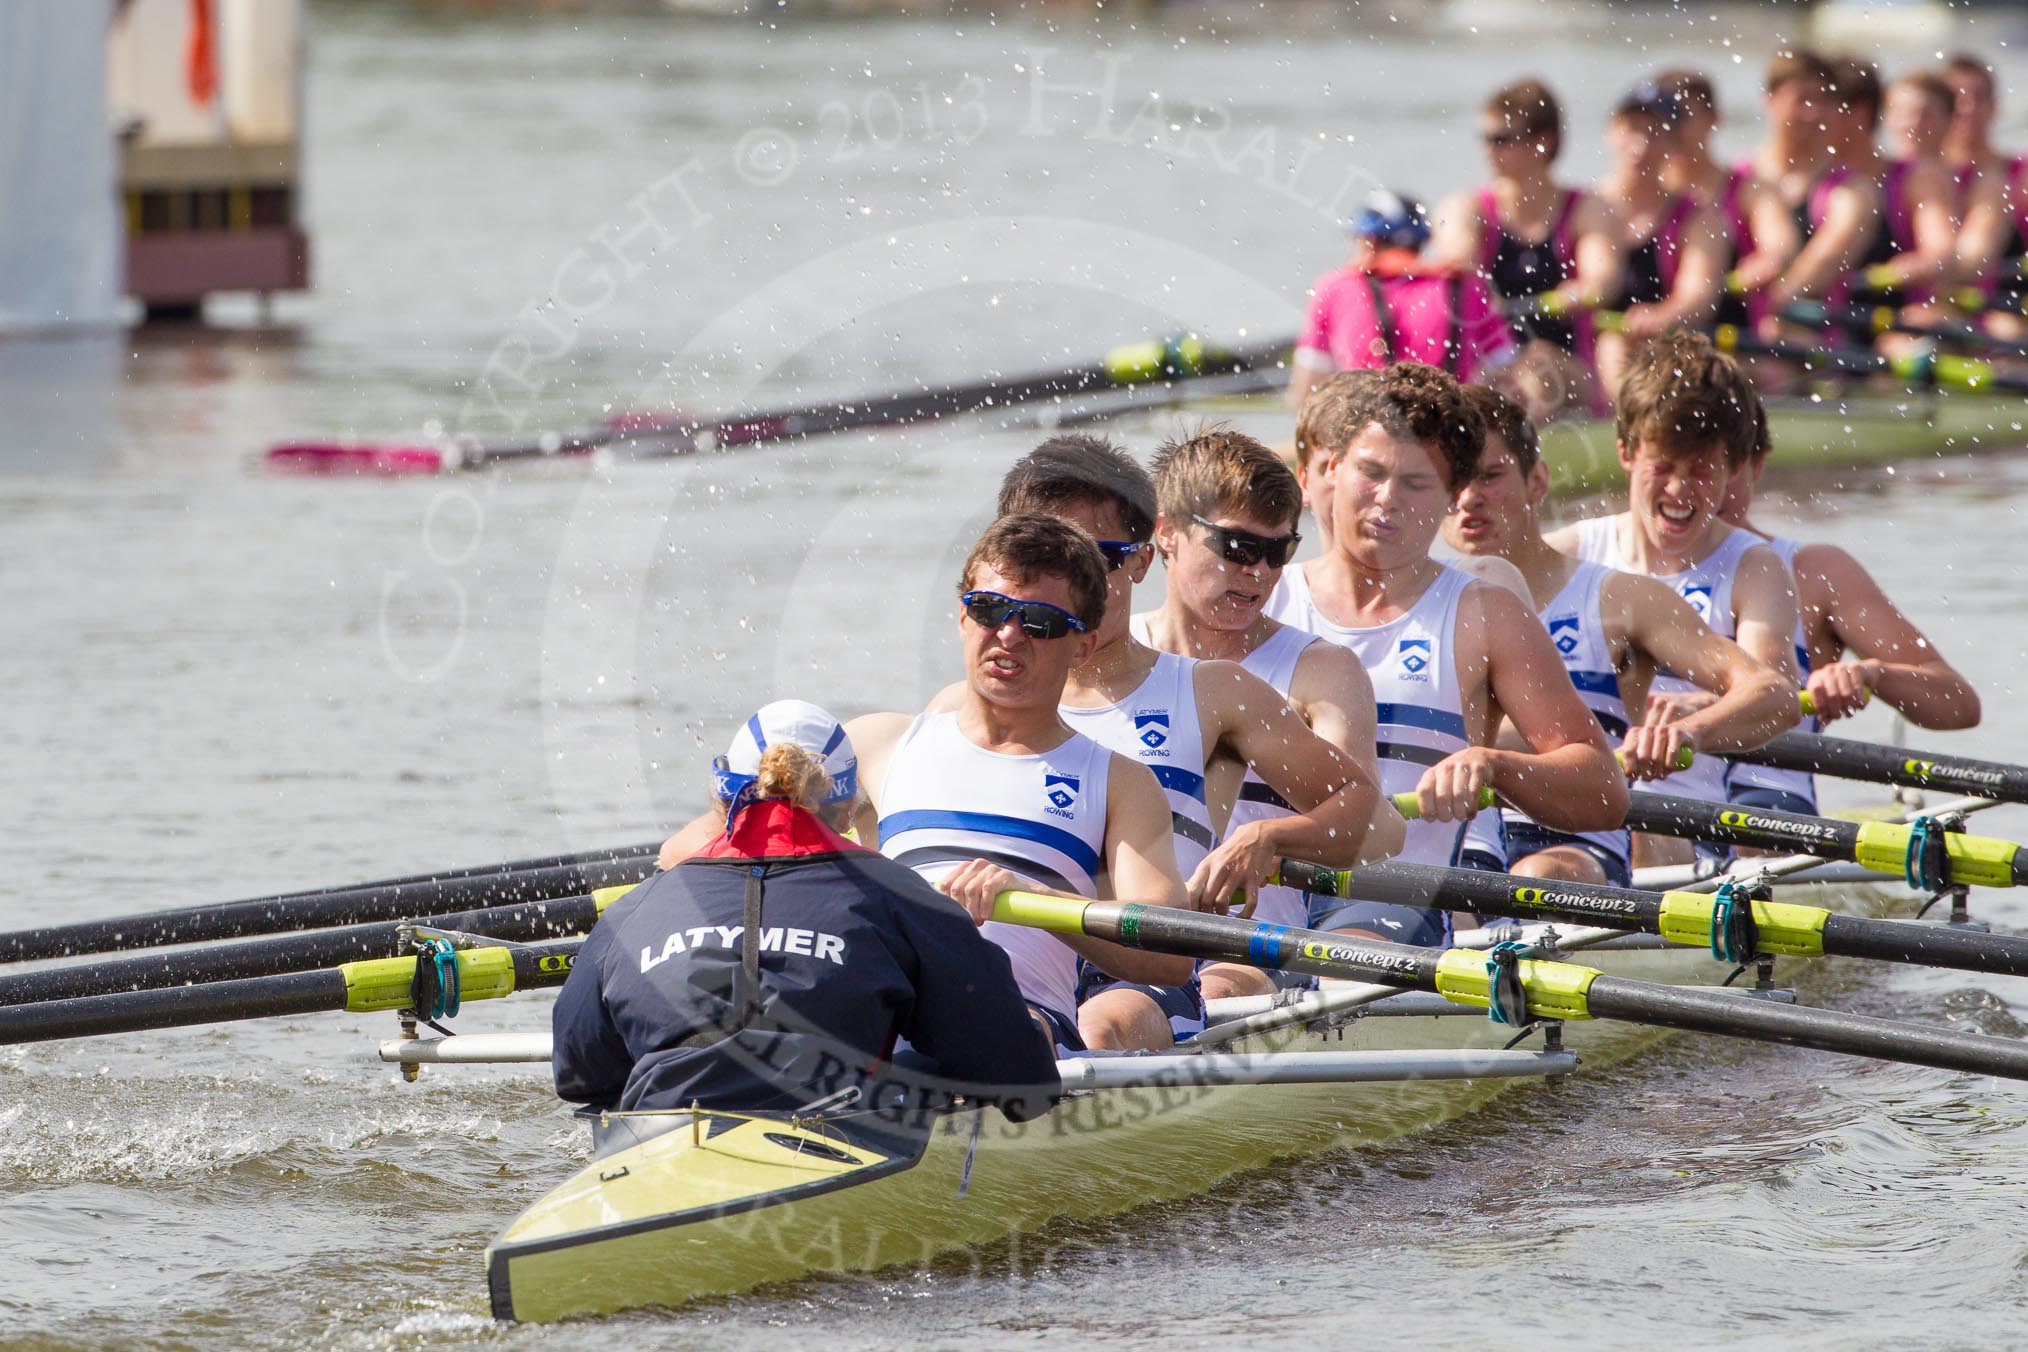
[1190,515,1302,569]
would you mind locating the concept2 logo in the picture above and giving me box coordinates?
[1511,885,1638,916]
[1718,809,1839,841]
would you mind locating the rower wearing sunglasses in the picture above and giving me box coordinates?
[1429,78,1620,416]
[984,437,1397,1040]
[1132,426,1399,999]
[1270,361,1627,944]
[1440,385,1795,887]
[846,513,1197,1055]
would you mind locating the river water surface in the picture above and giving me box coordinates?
[5,3,2028,1347]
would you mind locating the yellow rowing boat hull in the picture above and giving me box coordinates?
[485,934,1828,1323]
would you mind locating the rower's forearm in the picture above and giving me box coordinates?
[1867,661,1983,730]
[1067,932,1192,986]
[1488,745,1628,831]
[1260,784,1391,868]
[1678,676,1800,754]
[1358,796,1408,863]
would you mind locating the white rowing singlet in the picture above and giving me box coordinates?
[1724,533,1817,811]
[1266,564,1504,866]
[1223,623,1326,929]
[876,711,1112,1023]
[1502,560,1633,869]
[1568,516,1764,804]
[1060,650,1217,880]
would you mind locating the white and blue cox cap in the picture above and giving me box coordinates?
[711,699,859,808]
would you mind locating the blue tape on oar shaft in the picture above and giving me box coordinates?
[1249,923,1290,968]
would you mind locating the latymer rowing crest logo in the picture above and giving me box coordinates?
[1679,583,1713,623]
[1135,711,1170,751]
[1547,615,1580,656]
[1044,773,1081,814]
[1397,637,1432,678]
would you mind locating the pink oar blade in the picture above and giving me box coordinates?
[264,442,448,476]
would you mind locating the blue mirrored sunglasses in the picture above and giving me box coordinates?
[960,589,1089,640]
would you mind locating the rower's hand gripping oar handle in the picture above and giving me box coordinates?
[1389,787,1498,820]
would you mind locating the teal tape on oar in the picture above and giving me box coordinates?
[412,938,462,1019]
[1708,880,1760,965]
[1905,816,1951,892]
[1483,941,1531,1026]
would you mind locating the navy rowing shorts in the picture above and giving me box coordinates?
[1502,819,1633,887]
[1074,963,1208,1041]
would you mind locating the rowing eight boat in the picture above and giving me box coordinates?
[474,887,1899,1322]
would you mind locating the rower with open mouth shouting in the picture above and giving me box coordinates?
[1440,384,1795,887]
[1716,390,1982,819]
[1548,330,1802,867]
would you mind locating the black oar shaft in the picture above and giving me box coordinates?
[0,856,653,964]
[260,842,660,903]
[1583,975,2028,1080]
[0,942,581,1045]
[1282,858,2028,981]
[1729,731,2028,806]
[0,893,605,1007]
[469,338,1291,467]
[1816,915,2028,977]
[0,971,347,1043]
[1622,791,1864,857]
[1623,791,2028,888]
[1031,897,2028,1083]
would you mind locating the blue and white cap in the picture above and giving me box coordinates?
[1345,189,1431,251]
[711,699,859,822]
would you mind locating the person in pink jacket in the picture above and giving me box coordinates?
[1287,190,1524,411]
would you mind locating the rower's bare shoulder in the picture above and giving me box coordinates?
[1541,521,1584,555]
[1103,751,1168,822]
[1290,634,1371,696]
[1572,189,1621,233]
[841,711,913,770]
[1191,657,1283,724]
[1449,553,1531,602]
[1788,539,1859,588]
[1453,577,1536,675]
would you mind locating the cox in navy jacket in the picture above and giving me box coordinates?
[551,798,1060,1123]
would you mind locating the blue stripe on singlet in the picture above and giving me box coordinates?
[1569,669,1621,699]
[878,810,1102,876]
[1373,703,1469,740]
[1147,764,1208,802]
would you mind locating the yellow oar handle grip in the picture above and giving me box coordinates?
[1615,745,1697,772]
[1102,334,1216,384]
[1796,685,1870,719]
[1389,786,1497,820]
[989,889,1089,933]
